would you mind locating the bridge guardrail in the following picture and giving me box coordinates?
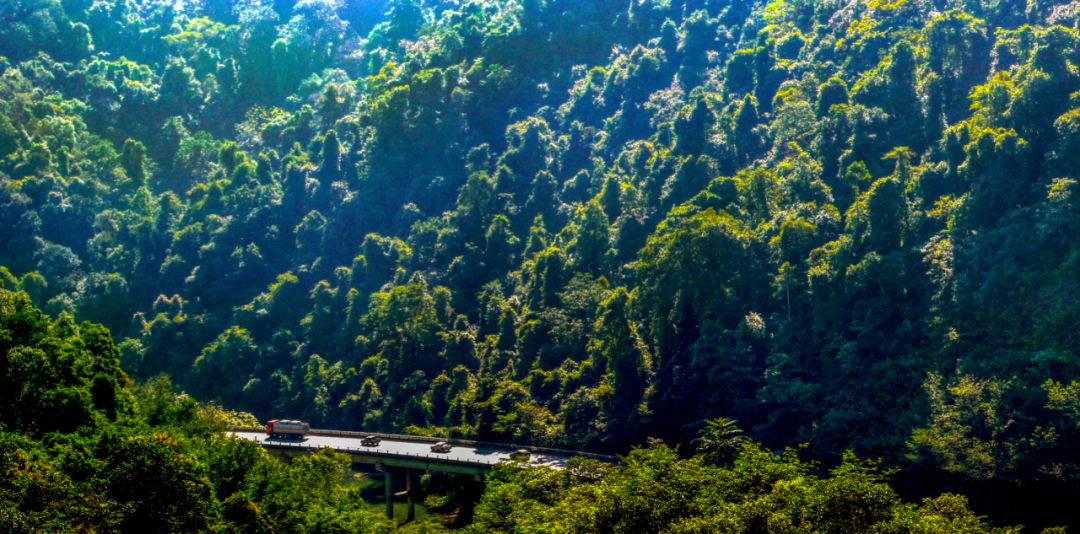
[227,426,619,463]
[258,439,500,467]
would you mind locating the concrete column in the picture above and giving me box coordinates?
[385,468,394,520]
[406,467,415,522]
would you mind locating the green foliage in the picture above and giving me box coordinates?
[693,417,749,466]
[468,444,1028,534]
[0,292,394,533]
[908,373,1014,481]
[5,0,1080,528]
[102,433,217,532]
[0,289,128,434]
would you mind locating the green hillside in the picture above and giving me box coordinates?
[0,289,1047,533]
[0,287,394,533]
[4,0,1080,529]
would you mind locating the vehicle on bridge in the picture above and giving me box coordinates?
[266,419,310,439]
[431,441,452,453]
[511,449,531,460]
[361,435,381,447]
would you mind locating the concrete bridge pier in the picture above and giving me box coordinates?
[392,467,416,521]
[378,464,416,522]
[382,465,393,520]
[406,467,415,522]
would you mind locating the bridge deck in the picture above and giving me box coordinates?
[230,428,618,521]
[230,429,615,472]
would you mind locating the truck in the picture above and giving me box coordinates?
[431,441,452,453]
[266,419,310,439]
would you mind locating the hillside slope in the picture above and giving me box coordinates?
[4,0,1080,526]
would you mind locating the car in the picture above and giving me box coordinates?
[431,441,452,453]
[510,449,531,460]
[361,435,381,447]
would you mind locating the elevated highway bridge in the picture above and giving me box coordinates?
[229,428,617,521]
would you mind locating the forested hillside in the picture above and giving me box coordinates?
[4,0,1080,528]
[0,290,1047,533]
[0,287,399,533]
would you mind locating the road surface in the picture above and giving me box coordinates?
[230,430,610,470]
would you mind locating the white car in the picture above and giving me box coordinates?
[431,441,452,453]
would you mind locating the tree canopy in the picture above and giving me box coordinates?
[4,0,1080,529]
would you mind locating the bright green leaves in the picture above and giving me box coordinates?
[455,172,496,244]
[192,326,260,403]
[1050,107,1080,179]
[772,218,818,267]
[589,287,650,408]
[724,49,757,98]
[102,434,217,533]
[485,215,520,278]
[637,209,754,337]
[693,417,749,466]
[364,282,451,382]
[566,201,611,275]
[119,138,148,189]
[908,372,1014,481]
[851,40,925,151]
[468,444,1017,534]
[0,431,124,532]
[951,128,1030,229]
[673,97,712,156]
[816,77,850,119]
[9,1,1080,528]
[0,291,127,435]
[865,176,907,253]
[295,210,327,258]
[523,247,569,310]
[0,114,20,161]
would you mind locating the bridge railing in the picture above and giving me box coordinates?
[227,426,619,463]
[258,439,500,467]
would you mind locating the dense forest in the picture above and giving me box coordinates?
[0,288,1058,533]
[4,0,1080,529]
[0,287,401,533]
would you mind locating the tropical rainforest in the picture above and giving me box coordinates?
[4,0,1080,531]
